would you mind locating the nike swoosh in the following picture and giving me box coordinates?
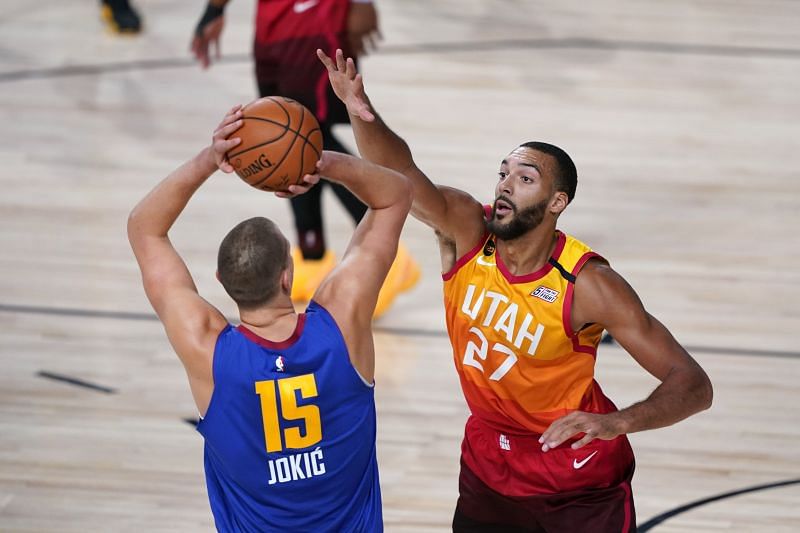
[476,256,495,267]
[573,450,598,469]
[293,0,319,13]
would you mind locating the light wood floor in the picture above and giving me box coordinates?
[1,1,799,531]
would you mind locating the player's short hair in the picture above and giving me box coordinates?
[518,141,577,203]
[217,217,289,309]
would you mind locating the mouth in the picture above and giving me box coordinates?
[494,198,514,218]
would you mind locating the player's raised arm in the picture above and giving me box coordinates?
[309,152,411,381]
[127,105,242,414]
[317,48,486,258]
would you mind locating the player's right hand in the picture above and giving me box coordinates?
[317,49,376,122]
[191,12,225,69]
[210,105,243,173]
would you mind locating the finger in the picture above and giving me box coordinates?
[317,48,335,70]
[571,433,595,450]
[219,162,235,173]
[222,137,242,150]
[357,104,375,122]
[219,119,244,138]
[300,173,321,186]
[335,48,347,71]
[346,57,357,79]
[215,108,242,131]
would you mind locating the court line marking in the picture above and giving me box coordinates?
[36,370,117,394]
[638,478,800,531]
[1,37,799,82]
[2,302,798,359]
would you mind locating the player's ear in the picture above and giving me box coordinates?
[215,270,221,282]
[550,191,568,215]
[280,267,292,295]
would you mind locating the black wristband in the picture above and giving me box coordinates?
[195,3,225,36]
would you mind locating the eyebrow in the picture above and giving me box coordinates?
[500,159,542,174]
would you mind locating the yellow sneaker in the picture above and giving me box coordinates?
[291,248,336,302]
[373,243,420,319]
[100,0,142,34]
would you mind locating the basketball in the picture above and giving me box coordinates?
[227,97,323,192]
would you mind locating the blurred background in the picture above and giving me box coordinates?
[1,1,798,531]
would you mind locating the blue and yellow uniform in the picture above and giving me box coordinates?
[197,301,381,532]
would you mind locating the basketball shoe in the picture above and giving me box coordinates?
[100,0,142,34]
[290,248,336,302]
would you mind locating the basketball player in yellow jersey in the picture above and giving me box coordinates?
[319,49,713,532]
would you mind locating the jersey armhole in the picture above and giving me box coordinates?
[308,300,375,390]
[196,324,233,430]
[562,253,605,338]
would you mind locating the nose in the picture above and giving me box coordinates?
[499,174,513,196]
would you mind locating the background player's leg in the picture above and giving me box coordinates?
[323,126,368,224]
[290,122,365,259]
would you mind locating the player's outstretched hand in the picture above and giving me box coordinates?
[191,10,225,69]
[211,105,243,173]
[539,411,625,452]
[317,48,375,122]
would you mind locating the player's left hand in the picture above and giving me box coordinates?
[210,104,243,173]
[539,411,625,452]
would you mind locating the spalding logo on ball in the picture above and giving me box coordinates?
[227,96,323,192]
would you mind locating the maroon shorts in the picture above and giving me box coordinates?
[455,416,636,532]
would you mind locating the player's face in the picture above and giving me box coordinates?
[487,147,558,240]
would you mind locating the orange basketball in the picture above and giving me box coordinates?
[227,97,323,192]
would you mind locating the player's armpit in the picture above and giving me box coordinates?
[417,184,485,253]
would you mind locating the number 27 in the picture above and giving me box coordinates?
[462,327,518,381]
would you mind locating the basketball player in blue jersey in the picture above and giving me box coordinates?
[128,104,412,531]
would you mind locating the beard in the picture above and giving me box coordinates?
[487,197,548,241]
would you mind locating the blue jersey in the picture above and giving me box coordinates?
[197,301,382,532]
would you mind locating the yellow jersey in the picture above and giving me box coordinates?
[443,230,617,435]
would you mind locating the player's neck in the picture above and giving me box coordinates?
[496,223,558,276]
[239,296,298,339]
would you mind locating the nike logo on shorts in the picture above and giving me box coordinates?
[573,450,598,469]
[293,0,319,13]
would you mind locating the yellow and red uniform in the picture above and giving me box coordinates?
[443,228,635,530]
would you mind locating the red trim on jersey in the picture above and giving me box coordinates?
[236,314,307,349]
[442,231,491,281]
[562,251,603,337]
[495,231,566,284]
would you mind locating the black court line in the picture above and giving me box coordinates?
[3,302,799,359]
[638,478,800,531]
[37,370,117,394]
[1,37,799,83]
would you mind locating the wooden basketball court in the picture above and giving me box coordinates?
[1,1,798,531]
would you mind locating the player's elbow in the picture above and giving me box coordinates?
[691,367,714,412]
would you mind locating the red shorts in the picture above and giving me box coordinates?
[456,416,636,532]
